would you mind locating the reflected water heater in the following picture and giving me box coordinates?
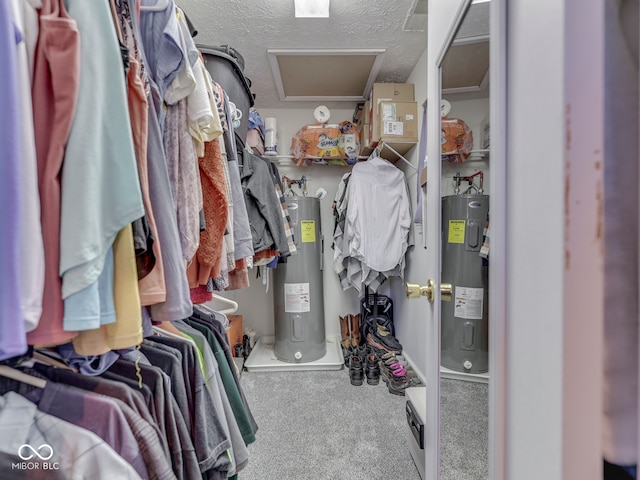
[441,194,489,374]
[273,197,326,363]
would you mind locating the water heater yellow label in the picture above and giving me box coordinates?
[448,220,466,244]
[301,220,316,243]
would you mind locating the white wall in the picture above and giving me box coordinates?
[388,46,429,377]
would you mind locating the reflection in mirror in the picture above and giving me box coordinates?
[438,1,490,480]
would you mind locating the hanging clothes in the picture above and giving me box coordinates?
[113,0,167,307]
[1,2,263,477]
[59,0,144,332]
[0,0,26,361]
[27,0,80,347]
[0,392,142,479]
[336,155,414,293]
[9,0,45,335]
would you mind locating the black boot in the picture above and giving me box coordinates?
[365,354,380,385]
[342,346,354,366]
[349,356,364,386]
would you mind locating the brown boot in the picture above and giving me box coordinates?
[350,313,361,347]
[339,315,351,348]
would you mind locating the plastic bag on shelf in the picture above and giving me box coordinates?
[290,121,360,166]
[441,117,473,163]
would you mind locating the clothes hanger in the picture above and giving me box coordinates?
[155,321,185,337]
[140,0,170,12]
[0,365,46,389]
[207,294,239,315]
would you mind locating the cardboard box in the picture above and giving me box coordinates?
[226,314,243,355]
[375,101,418,143]
[370,83,415,105]
[369,83,414,140]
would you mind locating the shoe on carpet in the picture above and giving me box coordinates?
[365,354,380,385]
[349,356,364,386]
[387,370,410,396]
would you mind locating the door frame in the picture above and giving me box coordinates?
[488,0,507,478]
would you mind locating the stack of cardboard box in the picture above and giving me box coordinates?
[354,83,418,161]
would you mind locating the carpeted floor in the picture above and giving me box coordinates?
[238,369,488,480]
[440,379,488,480]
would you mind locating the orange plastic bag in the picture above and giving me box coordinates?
[290,121,360,166]
[441,117,473,163]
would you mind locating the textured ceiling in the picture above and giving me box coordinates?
[178,0,428,109]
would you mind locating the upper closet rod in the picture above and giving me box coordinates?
[140,0,169,12]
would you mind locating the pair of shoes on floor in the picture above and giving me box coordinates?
[348,348,380,386]
[343,345,371,367]
[340,313,361,348]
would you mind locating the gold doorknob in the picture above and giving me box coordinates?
[440,283,453,302]
[405,280,453,303]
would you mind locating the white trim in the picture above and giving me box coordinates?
[436,1,473,67]
[488,0,506,478]
[452,33,490,46]
[440,366,489,383]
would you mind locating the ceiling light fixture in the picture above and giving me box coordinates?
[294,0,330,18]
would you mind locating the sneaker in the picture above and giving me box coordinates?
[380,360,406,383]
[387,370,410,396]
[349,356,364,386]
[365,354,380,385]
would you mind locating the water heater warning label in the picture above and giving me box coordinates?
[454,286,483,320]
[301,220,316,243]
[448,220,466,244]
[284,283,310,313]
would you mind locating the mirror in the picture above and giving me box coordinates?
[438,1,490,479]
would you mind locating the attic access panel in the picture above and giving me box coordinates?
[267,49,386,102]
[441,38,490,94]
